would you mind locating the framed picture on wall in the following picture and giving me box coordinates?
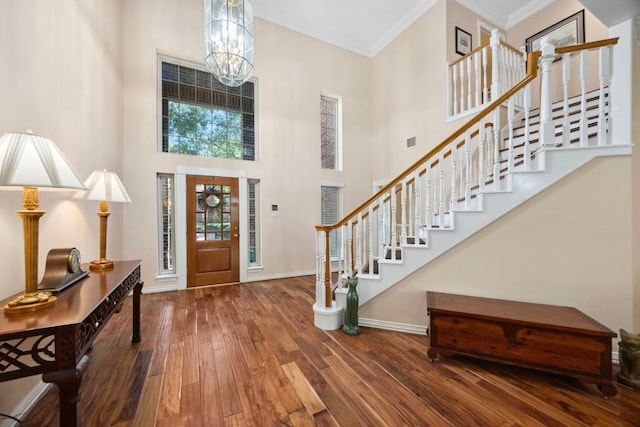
[526,9,585,53]
[455,27,472,56]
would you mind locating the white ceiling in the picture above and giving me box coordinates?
[251,0,551,57]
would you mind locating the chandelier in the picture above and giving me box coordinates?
[204,0,254,87]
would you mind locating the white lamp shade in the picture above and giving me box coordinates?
[0,132,87,190]
[74,170,132,203]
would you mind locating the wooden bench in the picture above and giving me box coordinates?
[426,291,617,397]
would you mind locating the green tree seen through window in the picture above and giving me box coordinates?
[167,101,242,159]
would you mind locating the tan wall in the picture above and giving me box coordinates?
[446,0,502,63]
[371,0,457,181]
[0,0,124,416]
[121,0,373,289]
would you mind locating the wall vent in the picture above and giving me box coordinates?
[406,136,416,148]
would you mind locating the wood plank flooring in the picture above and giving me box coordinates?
[16,276,640,426]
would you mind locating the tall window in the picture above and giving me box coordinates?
[248,179,260,266]
[157,174,175,275]
[321,95,341,170]
[321,185,342,259]
[160,59,255,160]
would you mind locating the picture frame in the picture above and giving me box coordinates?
[455,27,472,56]
[526,9,585,54]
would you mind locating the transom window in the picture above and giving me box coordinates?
[160,59,255,160]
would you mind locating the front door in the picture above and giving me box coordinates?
[186,175,240,287]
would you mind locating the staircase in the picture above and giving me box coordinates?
[314,36,632,330]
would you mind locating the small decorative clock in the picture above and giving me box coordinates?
[38,247,90,292]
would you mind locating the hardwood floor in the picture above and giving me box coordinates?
[18,276,640,426]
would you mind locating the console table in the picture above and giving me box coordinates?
[426,291,617,397]
[0,260,143,427]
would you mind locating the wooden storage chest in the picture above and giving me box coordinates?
[426,291,617,396]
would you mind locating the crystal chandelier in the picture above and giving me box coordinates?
[204,0,254,87]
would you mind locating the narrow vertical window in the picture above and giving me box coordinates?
[321,185,341,259]
[158,173,175,274]
[248,179,260,266]
[321,95,341,170]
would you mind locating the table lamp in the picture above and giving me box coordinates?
[74,169,131,270]
[0,131,87,313]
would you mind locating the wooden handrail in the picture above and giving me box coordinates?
[315,50,542,234]
[316,38,619,234]
[449,41,489,67]
[555,37,619,55]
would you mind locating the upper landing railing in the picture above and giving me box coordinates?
[448,29,526,120]
[314,36,620,312]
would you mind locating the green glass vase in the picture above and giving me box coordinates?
[342,276,360,336]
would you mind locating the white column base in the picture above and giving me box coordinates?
[313,301,344,330]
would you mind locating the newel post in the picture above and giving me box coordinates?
[539,36,556,147]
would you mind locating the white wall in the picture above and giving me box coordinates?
[121,0,373,291]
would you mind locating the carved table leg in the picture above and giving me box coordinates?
[132,280,143,343]
[42,355,89,427]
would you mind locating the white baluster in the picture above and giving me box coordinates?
[478,118,486,191]
[346,221,352,277]
[460,61,467,112]
[425,163,432,228]
[474,51,481,107]
[414,171,421,244]
[438,152,445,227]
[400,180,407,245]
[390,186,397,259]
[579,49,588,147]
[447,63,453,117]
[452,64,459,115]
[523,83,532,170]
[561,53,571,147]
[467,57,473,110]
[378,197,385,261]
[493,108,501,191]
[490,29,500,101]
[355,213,362,274]
[464,129,472,209]
[368,205,374,273]
[482,46,489,104]
[450,143,457,210]
[539,37,556,147]
[507,97,515,175]
[598,46,608,146]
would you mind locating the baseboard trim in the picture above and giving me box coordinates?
[0,382,51,427]
[358,318,427,335]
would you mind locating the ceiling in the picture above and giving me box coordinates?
[251,0,546,57]
[251,0,640,58]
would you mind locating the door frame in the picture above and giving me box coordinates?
[175,166,248,290]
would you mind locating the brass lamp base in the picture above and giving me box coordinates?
[89,258,114,271]
[4,292,57,314]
